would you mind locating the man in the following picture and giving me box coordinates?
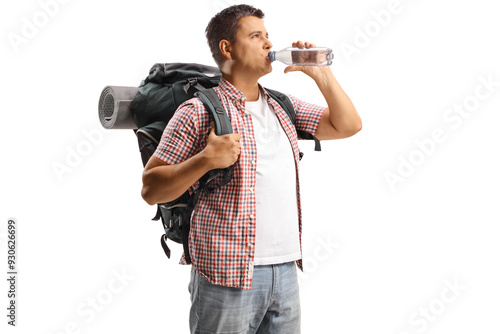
[141,4,361,333]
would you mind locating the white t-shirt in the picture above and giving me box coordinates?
[245,89,301,266]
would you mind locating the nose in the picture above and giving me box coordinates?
[265,37,273,50]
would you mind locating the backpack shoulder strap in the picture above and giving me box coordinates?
[264,88,321,152]
[186,83,233,189]
[189,82,233,136]
[265,88,296,125]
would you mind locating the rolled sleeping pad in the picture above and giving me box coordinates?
[98,86,139,129]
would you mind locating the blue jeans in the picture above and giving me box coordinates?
[188,261,301,334]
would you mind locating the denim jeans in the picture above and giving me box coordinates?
[188,261,301,334]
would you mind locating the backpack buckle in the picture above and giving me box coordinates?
[183,78,199,93]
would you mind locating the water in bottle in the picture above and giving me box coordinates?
[267,47,334,66]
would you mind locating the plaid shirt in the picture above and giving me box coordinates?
[153,78,324,289]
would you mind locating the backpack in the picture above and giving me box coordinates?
[132,62,320,264]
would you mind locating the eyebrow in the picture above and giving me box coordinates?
[249,30,269,38]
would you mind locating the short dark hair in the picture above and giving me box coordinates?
[206,4,265,68]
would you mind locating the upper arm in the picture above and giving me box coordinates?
[315,108,342,140]
[315,107,362,140]
[152,99,209,165]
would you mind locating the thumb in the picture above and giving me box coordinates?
[284,65,301,74]
[208,121,217,141]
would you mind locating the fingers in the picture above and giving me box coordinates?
[227,133,241,155]
[292,41,304,48]
[228,133,242,142]
[286,41,321,75]
[225,134,241,163]
[218,134,241,167]
[206,120,242,167]
[291,40,316,48]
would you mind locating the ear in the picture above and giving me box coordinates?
[219,39,232,61]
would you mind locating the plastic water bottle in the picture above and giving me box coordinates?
[267,47,334,66]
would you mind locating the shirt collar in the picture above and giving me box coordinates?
[218,77,272,103]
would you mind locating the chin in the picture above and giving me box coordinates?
[263,63,273,75]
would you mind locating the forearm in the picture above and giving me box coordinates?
[284,41,362,139]
[314,68,362,138]
[141,128,242,205]
[141,153,211,205]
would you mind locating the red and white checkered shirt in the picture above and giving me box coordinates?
[153,78,324,289]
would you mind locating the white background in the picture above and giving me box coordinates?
[1,0,500,333]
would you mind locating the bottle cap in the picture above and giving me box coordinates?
[267,51,275,62]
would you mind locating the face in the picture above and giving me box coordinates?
[229,15,273,78]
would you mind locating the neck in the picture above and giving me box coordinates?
[225,76,260,101]
[221,65,260,101]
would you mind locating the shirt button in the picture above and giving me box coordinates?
[250,160,255,165]
[249,214,255,219]
[247,242,253,247]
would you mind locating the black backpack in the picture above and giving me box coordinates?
[132,63,320,263]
